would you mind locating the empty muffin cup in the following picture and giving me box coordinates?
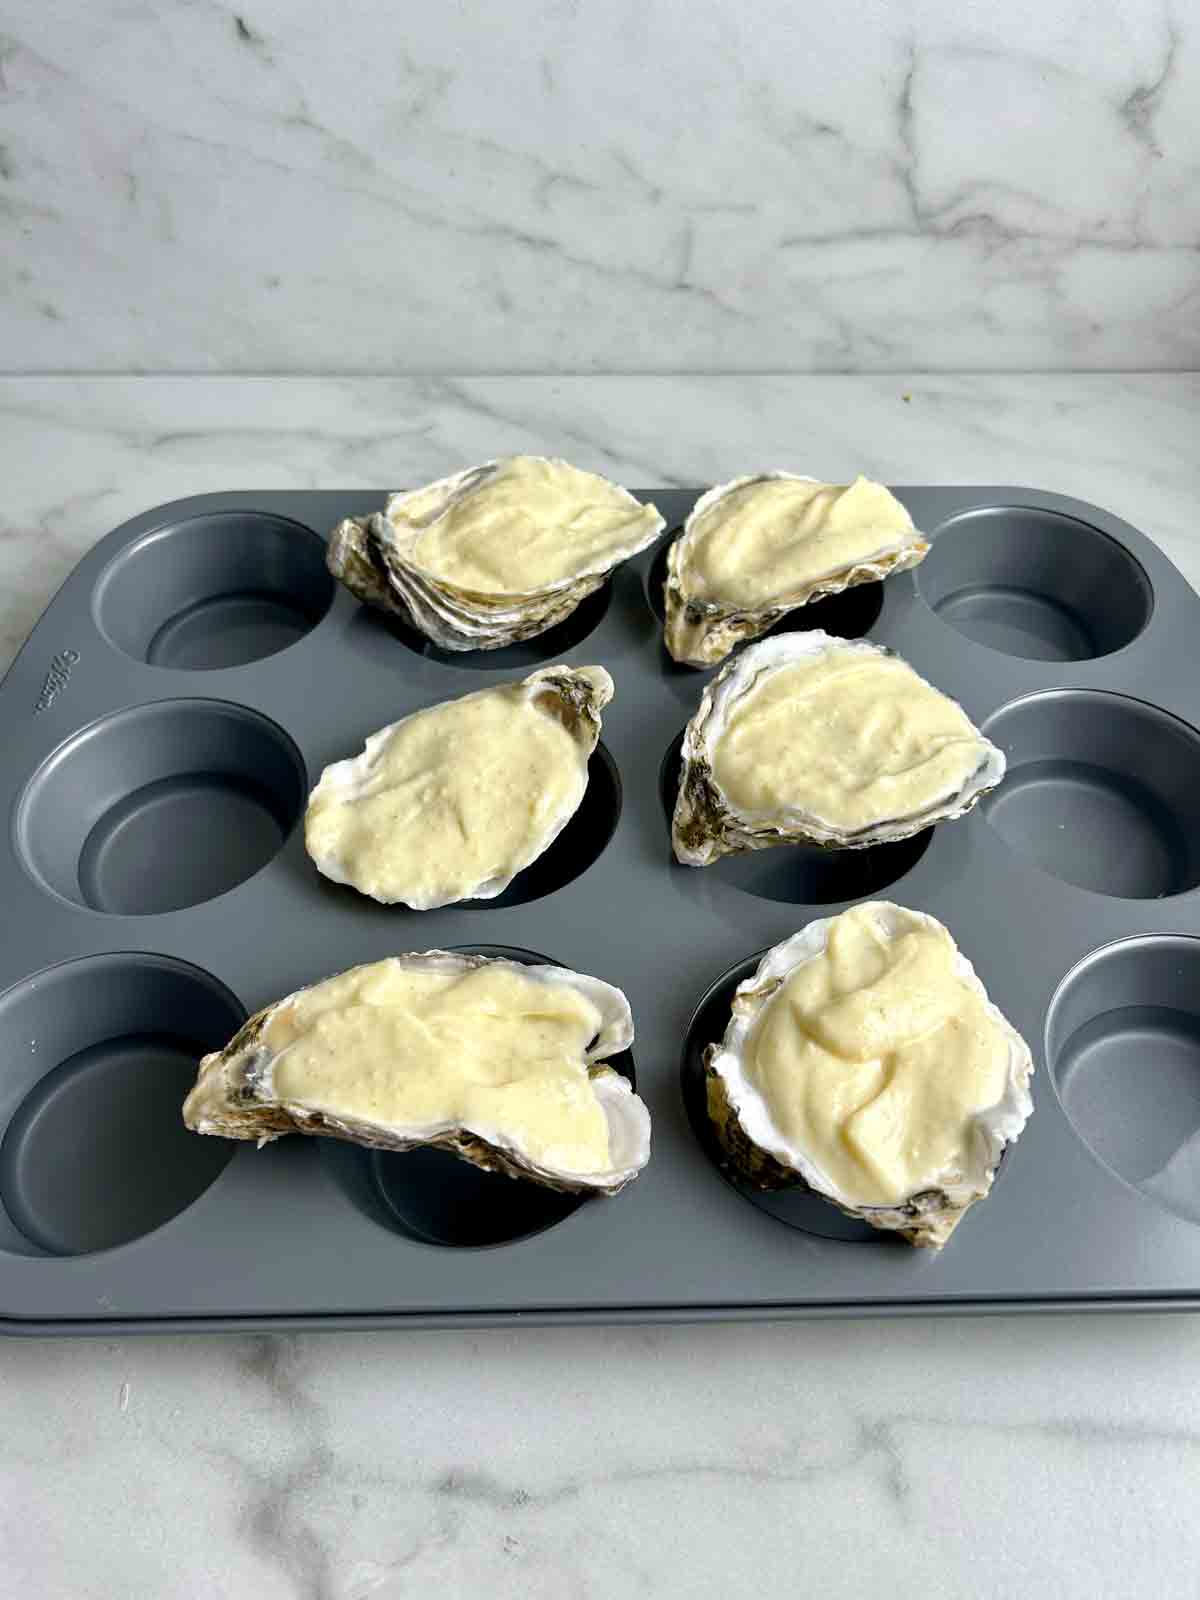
[17,699,307,915]
[1046,936,1200,1228]
[919,505,1151,661]
[320,945,639,1248]
[94,511,335,670]
[0,953,244,1256]
[981,691,1200,899]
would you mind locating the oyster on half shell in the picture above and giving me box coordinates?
[329,455,664,651]
[306,664,612,909]
[664,473,929,667]
[183,951,651,1195]
[672,630,1004,865]
[704,902,1034,1247]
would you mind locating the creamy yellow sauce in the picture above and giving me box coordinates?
[711,647,986,829]
[681,476,915,606]
[747,906,1010,1205]
[266,960,612,1174]
[305,681,584,905]
[396,456,660,594]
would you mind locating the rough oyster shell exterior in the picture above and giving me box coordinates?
[704,903,1035,1247]
[664,472,930,667]
[182,951,650,1196]
[671,630,1005,865]
[329,456,664,651]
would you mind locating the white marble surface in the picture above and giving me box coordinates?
[3,374,1200,1597]
[3,372,1199,670]
[2,2,1198,374]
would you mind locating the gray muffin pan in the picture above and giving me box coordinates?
[3,486,1200,1334]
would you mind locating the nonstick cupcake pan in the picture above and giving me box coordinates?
[3,485,1200,1334]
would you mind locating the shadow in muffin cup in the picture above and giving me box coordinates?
[319,945,638,1249]
[643,534,885,667]
[658,730,932,908]
[367,580,613,672]
[0,954,244,1257]
[679,951,884,1244]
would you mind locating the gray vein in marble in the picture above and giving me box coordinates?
[234,1337,337,1600]
[233,13,267,56]
[606,146,665,207]
[1118,15,1180,157]
[199,9,378,180]
[4,3,1198,371]
[429,378,693,487]
[198,1326,1200,1598]
[5,1292,1200,1596]
[896,35,922,230]
[5,22,745,330]
[778,27,1194,258]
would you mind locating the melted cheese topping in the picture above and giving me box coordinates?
[711,647,986,830]
[681,476,915,606]
[397,456,660,593]
[305,682,584,906]
[747,906,1010,1204]
[266,960,612,1174]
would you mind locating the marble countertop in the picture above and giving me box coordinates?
[2,375,1200,1598]
[4,4,1198,374]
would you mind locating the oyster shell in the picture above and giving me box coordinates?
[664,473,929,666]
[183,951,650,1195]
[704,902,1034,1247]
[305,663,612,909]
[672,630,1003,865]
[329,455,664,651]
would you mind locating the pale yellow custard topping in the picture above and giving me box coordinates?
[266,960,612,1175]
[681,476,915,606]
[305,681,584,906]
[710,647,987,830]
[747,906,1011,1205]
[398,456,660,593]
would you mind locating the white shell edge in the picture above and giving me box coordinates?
[202,952,649,1190]
[706,901,1035,1210]
[380,456,666,599]
[304,664,611,910]
[675,630,1006,859]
